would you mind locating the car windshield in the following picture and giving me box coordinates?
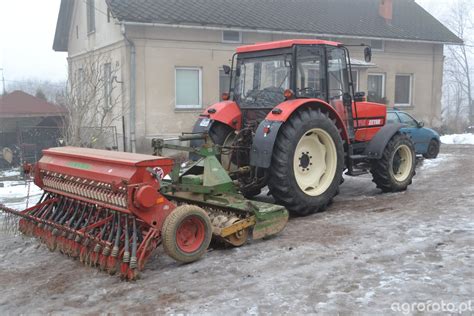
[234,55,291,108]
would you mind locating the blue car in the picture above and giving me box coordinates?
[387,110,440,159]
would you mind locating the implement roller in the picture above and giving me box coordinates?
[0,135,288,280]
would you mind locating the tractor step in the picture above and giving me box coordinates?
[345,169,368,176]
[349,154,368,160]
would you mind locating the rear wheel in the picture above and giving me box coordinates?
[162,205,212,263]
[268,108,344,216]
[370,133,416,192]
[423,139,440,159]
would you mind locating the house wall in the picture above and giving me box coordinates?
[67,0,129,151]
[127,26,444,152]
[65,0,446,153]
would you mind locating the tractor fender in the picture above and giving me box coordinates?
[250,99,349,168]
[196,101,242,131]
[363,123,405,159]
[190,101,241,155]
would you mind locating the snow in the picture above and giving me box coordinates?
[419,154,449,170]
[0,180,43,210]
[440,133,474,145]
[0,168,21,178]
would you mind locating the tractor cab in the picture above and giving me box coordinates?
[221,39,375,140]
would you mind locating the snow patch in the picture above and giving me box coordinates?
[440,133,474,145]
[0,180,43,210]
[419,154,448,170]
[0,168,21,178]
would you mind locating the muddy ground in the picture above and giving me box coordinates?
[0,145,472,314]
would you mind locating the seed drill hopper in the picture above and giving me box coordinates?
[0,137,288,280]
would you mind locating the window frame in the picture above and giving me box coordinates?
[222,30,242,43]
[86,0,96,34]
[350,69,359,92]
[370,39,385,51]
[175,67,203,109]
[103,63,112,108]
[394,74,413,107]
[367,72,386,98]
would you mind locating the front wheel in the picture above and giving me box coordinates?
[370,133,416,192]
[268,108,344,216]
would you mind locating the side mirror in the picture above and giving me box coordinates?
[418,121,424,128]
[222,65,231,75]
[364,46,372,63]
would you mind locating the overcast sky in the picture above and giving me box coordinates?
[0,0,457,84]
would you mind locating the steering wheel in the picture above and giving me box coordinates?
[298,87,321,98]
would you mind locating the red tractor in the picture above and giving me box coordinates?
[192,39,416,216]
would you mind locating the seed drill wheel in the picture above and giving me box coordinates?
[268,108,344,216]
[370,133,416,192]
[162,205,212,263]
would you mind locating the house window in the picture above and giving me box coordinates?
[222,31,242,43]
[370,39,384,51]
[77,68,84,101]
[87,0,96,34]
[219,69,231,101]
[175,67,202,109]
[351,70,359,91]
[395,74,413,106]
[104,63,112,107]
[367,73,385,103]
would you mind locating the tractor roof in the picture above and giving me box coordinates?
[236,39,341,54]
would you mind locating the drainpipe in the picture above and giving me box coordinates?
[121,23,136,153]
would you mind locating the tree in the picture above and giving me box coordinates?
[63,52,126,149]
[6,79,66,102]
[443,0,473,131]
[35,88,47,100]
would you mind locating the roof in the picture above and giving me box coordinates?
[106,0,462,44]
[0,91,66,118]
[53,0,462,52]
[236,39,341,53]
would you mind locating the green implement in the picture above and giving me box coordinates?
[151,133,288,246]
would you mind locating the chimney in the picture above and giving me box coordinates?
[379,0,393,23]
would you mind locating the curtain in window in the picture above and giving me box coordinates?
[176,69,200,108]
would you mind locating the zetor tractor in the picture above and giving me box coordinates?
[192,39,416,216]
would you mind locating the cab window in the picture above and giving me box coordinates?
[327,48,350,100]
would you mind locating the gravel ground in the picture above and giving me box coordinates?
[0,145,472,314]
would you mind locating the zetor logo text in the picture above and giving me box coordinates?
[368,119,382,126]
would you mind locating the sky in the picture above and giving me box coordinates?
[0,0,459,85]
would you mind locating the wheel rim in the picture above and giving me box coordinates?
[392,144,412,182]
[175,215,206,253]
[293,128,337,196]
